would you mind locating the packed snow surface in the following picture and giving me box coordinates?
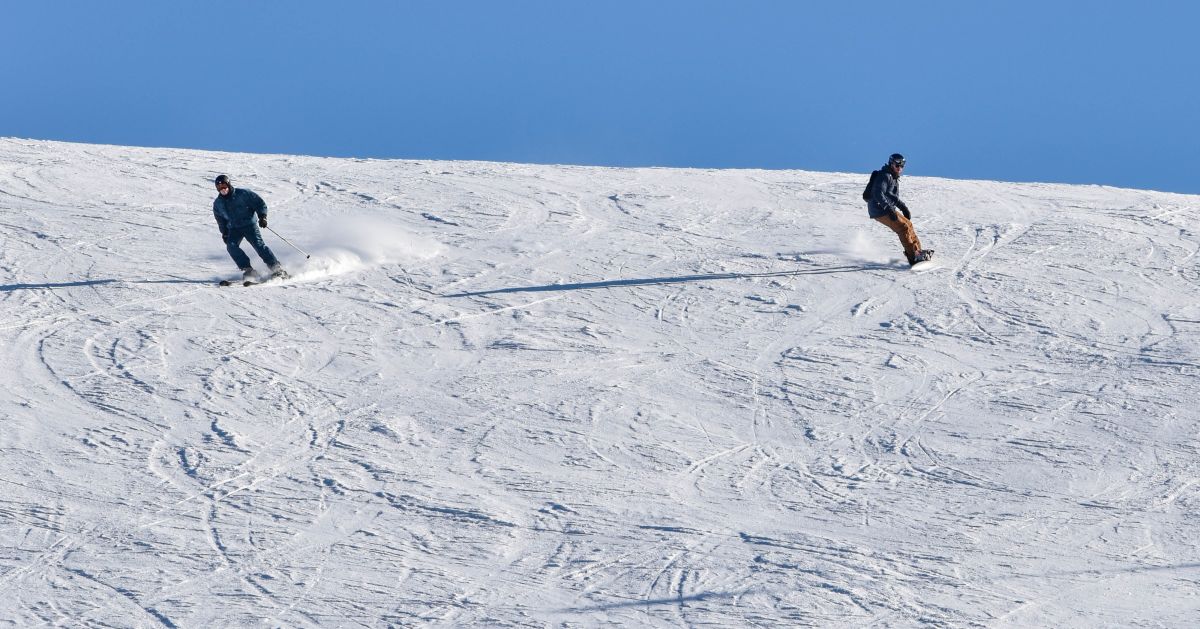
[2,138,1199,627]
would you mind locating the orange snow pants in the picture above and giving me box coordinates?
[874,213,923,262]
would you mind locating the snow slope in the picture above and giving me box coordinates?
[1,138,1199,627]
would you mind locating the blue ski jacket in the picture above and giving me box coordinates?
[866,167,908,219]
[213,187,268,233]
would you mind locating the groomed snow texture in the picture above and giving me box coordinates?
[2,139,1199,626]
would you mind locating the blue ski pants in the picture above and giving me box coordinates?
[224,224,280,270]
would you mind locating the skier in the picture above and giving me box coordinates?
[865,153,932,266]
[212,174,288,283]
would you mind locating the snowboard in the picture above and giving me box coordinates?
[910,259,938,272]
[909,250,937,272]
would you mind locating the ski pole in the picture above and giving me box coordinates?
[267,226,311,259]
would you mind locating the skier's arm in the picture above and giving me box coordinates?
[213,201,229,239]
[248,190,267,219]
[248,190,268,227]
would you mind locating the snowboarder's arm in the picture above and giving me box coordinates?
[870,173,897,215]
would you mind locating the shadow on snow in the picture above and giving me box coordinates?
[445,264,891,298]
[0,278,214,292]
[559,590,739,613]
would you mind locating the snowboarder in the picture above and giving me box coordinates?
[212,174,287,283]
[865,153,932,266]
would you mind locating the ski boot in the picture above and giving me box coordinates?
[268,264,290,281]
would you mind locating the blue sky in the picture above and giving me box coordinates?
[3,1,1197,193]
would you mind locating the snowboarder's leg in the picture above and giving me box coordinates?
[225,230,253,270]
[874,215,922,263]
[245,225,281,269]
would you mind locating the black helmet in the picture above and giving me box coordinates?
[887,153,906,168]
[214,174,230,187]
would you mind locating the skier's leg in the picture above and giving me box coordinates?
[224,230,253,270]
[245,225,281,269]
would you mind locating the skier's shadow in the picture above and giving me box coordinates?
[0,278,213,292]
[559,590,736,613]
[444,263,891,298]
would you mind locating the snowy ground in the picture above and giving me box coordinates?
[1,138,1199,627]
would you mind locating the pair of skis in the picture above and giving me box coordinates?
[219,271,289,287]
[218,226,308,286]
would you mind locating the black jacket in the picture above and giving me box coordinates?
[866,166,908,219]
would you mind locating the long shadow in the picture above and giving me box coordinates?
[0,278,215,292]
[445,264,892,298]
[992,562,1200,581]
[560,590,737,613]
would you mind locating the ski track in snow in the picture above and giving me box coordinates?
[1,138,1200,626]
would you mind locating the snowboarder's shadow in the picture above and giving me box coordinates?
[0,278,213,292]
[445,263,890,298]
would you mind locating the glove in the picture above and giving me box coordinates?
[898,202,911,220]
[259,218,268,228]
